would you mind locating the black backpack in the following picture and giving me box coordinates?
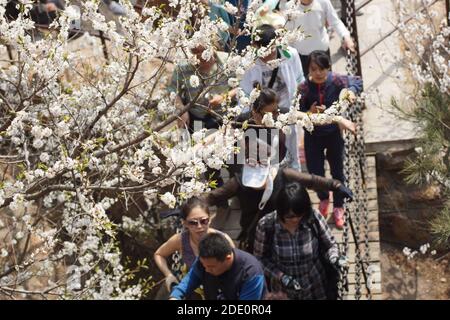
[264,211,344,300]
[309,217,341,300]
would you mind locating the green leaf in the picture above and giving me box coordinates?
[37,163,48,171]
[208,180,218,189]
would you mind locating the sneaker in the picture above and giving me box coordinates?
[108,1,126,16]
[319,199,330,218]
[333,207,345,229]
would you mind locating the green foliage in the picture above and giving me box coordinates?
[394,83,450,247]
[430,203,450,247]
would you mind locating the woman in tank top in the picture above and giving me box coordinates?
[154,197,234,293]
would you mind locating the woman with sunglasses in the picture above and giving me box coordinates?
[254,180,341,300]
[154,197,234,295]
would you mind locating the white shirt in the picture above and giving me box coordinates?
[240,46,304,113]
[240,46,303,170]
[281,0,350,55]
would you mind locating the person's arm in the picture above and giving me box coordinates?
[324,0,354,52]
[200,177,239,206]
[154,233,181,278]
[335,74,363,108]
[208,88,238,108]
[282,168,341,192]
[283,168,353,201]
[335,115,356,134]
[170,259,203,300]
[346,75,363,95]
[314,211,339,263]
[253,218,284,282]
[154,234,182,291]
[239,274,266,300]
[283,167,354,199]
[292,108,356,134]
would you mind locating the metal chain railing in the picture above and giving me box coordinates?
[342,0,372,300]
[339,193,350,299]
[170,220,184,280]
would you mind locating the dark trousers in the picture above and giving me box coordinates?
[299,49,332,78]
[304,131,345,208]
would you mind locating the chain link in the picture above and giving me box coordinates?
[170,218,183,280]
[353,102,363,300]
[340,131,352,300]
[342,0,372,300]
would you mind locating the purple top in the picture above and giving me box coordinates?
[180,229,227,270]
[181,229,197,270]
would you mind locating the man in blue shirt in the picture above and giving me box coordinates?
[170,233,266,300]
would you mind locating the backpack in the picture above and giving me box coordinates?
[309,217,341,300]
[264,211,344,300]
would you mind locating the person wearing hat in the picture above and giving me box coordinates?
[240,23,305,178]
[258,0,356,76]
[241,24,304,114]
[169,44,238,208]
[199,135,353,252]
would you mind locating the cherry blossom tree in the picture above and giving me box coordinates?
[392,0,450,248]
[0,0,355,299]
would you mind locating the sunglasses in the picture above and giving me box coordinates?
[284,213,302,219]
[186,217,210,227]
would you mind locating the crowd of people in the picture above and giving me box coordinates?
[3,0,363,301]
[155,0,363,300]
[4,0,126,26]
